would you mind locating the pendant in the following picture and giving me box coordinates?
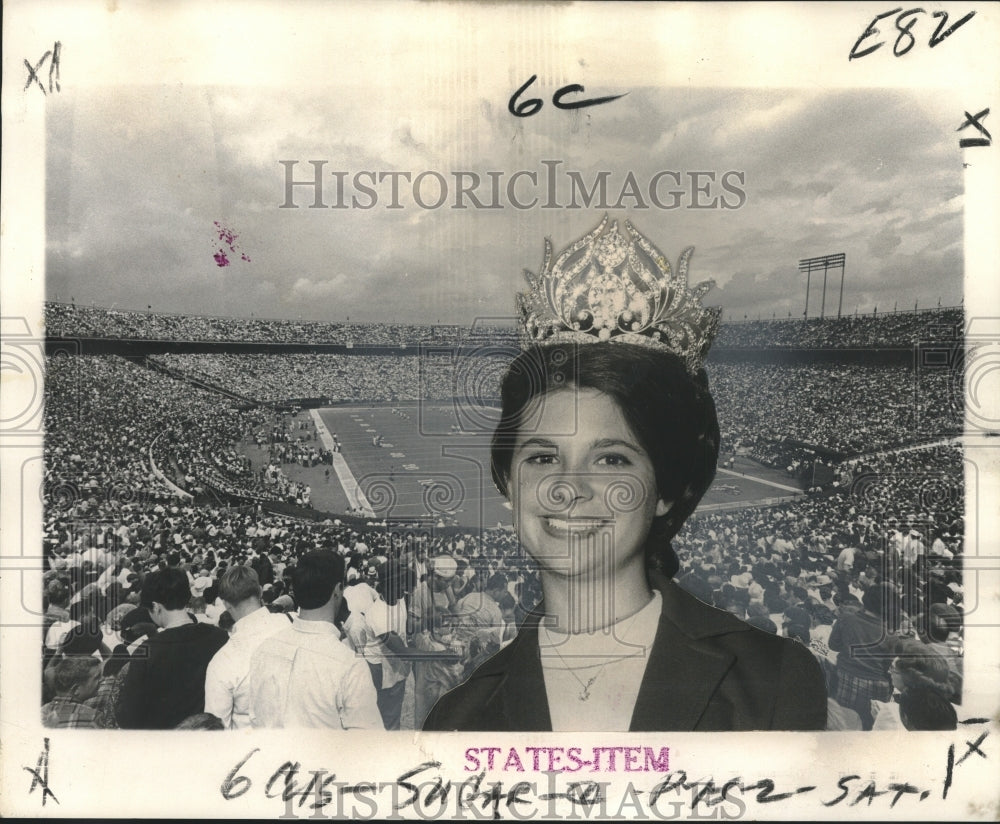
[579,676,597,701]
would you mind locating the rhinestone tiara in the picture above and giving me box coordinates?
[516,215,721,374]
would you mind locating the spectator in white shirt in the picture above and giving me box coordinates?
[204,565,290,729]
[249,551,382,730]
[343,574,412,730]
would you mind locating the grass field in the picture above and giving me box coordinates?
[242,402,806,528]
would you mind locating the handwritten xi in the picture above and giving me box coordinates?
[24,42,61,96]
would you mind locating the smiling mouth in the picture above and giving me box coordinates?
[542,516,614,534]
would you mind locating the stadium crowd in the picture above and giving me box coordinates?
[715,308,963,348]
[674,442,964,729]
[39,298,968,731]
[44,302,514,347]
[711,362,960,469]
[40,442,966,731]
[46,301,961,350]
[151,353,461,404]
[154,355,963,475]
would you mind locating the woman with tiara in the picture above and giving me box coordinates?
[423,216,827,731]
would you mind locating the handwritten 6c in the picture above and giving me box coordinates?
[508,75,627,118]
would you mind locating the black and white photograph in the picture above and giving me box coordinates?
[2,1,998,819]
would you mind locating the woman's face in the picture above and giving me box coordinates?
[509,388,670,580]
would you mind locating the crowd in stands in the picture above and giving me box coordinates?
[711,363,961,468]
[153,355,963,474]
[41,510,541,730]
[44,302,515,347]
[674,442,964,729]
[715,308,963,348]
[39,299,969,731]
[151,353,461,404]
[40,442,966,732]
[45,302,962,350]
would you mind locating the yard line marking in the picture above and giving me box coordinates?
[310,409,374,516]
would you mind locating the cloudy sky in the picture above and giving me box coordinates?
[43,8,966,325]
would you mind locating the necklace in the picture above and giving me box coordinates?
[548,648,609,701]
[540,598,650,702]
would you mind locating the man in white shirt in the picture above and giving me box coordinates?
[249,550,383,730]
[835,545,857,575]
[343,578,412,730]
[930,532,954,559]
[902,530,925,566]
[204,565,290,729]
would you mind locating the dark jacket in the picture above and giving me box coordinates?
[116,621,228,729]
[423,577,827,731]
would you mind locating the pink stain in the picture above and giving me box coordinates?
[213,221,250,266]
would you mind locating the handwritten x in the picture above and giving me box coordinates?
[956,731,988,766]
[957,108,990,148]
[23,739,58,806]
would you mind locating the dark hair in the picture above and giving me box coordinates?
[486,573,508,592]
[785,623,810,644]
[377,560,414,606]
[140,568,191,611]
[898,686,957,731]
[175,712,225,730]
[218,610,236,633]
[46,579,72,608]
[675,571,714,605]
[894,642,953,697]
[292,550,345,609]
[59,617,103,656]
[490,343,719,578]
[219,565,262,605]
[863,581,901,630]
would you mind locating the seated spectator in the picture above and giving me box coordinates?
[898,686,958,731]
[42,655,103,729]
[44,580,72,634]
[828,582,900,730]
[115,568,228,729]
[343,567,413,731]
[872,642,956,731]
[746,615,778,634]
[204,565,291,729]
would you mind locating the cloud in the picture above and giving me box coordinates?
[868,226,902,258]
[46,86,965,323]
[289,276,348,299]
